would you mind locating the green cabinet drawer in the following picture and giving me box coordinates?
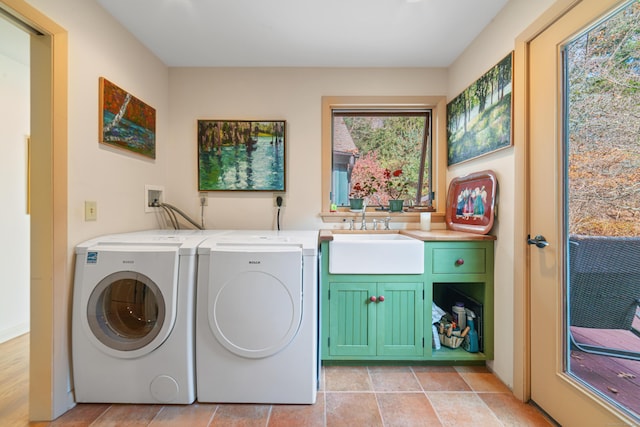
[432,248,486,274]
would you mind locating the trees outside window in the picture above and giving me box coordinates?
[566,0,640,236]
[331,110,432,209]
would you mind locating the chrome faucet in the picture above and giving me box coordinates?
[383,216,392,230]
[360,199,368,230]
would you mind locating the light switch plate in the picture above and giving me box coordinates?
[84,201,97,221]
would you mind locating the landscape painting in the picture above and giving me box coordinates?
[198,120,285,191]
[447,52,513,165]
[99,77,156,159]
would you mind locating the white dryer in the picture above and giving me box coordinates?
[196,230,319,404]
[72,230,222,404]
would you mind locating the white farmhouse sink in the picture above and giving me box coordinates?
[329,233,424,274]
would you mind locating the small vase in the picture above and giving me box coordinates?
[389,199,404,212]
[349,198,364,211]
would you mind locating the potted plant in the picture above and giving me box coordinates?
[348,183,365,211]
[349,177,377,211]
[384,169,409,212]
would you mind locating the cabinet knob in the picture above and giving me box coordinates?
[378,295,385,302]
[455,258,465,266]
[370,296,377,302]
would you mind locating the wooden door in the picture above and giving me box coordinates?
[528,0,637,424]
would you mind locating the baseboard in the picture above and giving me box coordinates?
[0,323,30,344]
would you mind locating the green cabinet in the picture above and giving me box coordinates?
[328,281,424,358]
[427,241,494,361]
[320,237,494,363]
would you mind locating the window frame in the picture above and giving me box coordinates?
[321,96,448,224]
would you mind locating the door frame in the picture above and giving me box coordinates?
[0,0,68,421]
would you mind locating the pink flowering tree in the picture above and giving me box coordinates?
[349,152,386,202]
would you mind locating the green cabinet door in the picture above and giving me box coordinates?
[377,282,424,357]
[328,281,423,358]
[328,282,377,357]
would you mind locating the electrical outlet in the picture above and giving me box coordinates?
[199,192,208,206]
[273,193,286,207]
[145,185,164,213]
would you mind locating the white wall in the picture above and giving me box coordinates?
[0,19,30,343]
[446,0,556,388]
[26,0,171,248]
[167,67,447,230]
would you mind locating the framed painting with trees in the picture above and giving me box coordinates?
[447,52,513,165]
[197,120,286,191]
[99,77,156,159]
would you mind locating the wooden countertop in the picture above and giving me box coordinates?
[319,229,496,242]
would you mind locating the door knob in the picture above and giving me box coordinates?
[527,234,549,248]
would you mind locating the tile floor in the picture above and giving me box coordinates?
[29,365,554,426]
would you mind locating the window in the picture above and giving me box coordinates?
[321,96,447,219]
[331,110,432,208]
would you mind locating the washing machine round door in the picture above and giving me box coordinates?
[209,248,303,359]
[87,271,166,352]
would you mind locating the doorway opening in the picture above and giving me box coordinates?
[0,7,30,346]
[0,0,69,421]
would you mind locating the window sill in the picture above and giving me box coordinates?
[320,209,443,224]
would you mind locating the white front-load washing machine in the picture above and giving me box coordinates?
[196,230,319,404]
[72,230,222,404]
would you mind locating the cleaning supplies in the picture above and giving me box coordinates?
[452,302,466,330]
[462,308,479,353]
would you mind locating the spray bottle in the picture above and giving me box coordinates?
[462,308,479,353]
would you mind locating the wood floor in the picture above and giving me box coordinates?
[0,333,556,426]
[0,334,29,426]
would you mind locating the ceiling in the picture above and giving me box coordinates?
[96,0,509,68]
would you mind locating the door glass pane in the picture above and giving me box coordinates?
[564,1,640,419]
[87,272,165,351]
[103,279,160,338]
